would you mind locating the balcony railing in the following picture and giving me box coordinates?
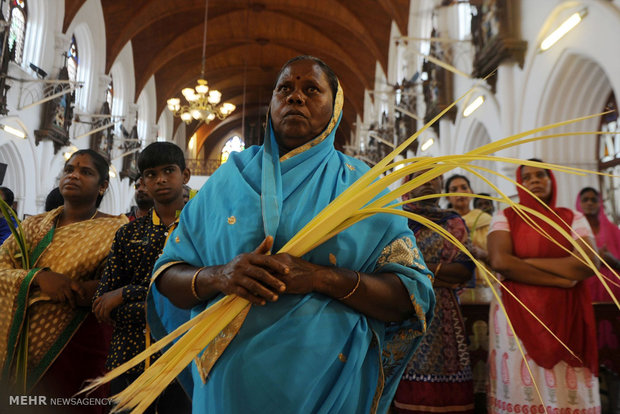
[186,158,221,176]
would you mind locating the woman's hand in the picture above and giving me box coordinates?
[554,278,578,289]
[271,253,322,294]
[92,288,124,324]
[75,280,100,307]
[34,270,85,308]
[210,236,288,305]
[599,246,620,271]
[470,245,488,262]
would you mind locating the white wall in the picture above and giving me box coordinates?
[380,0,620,210]
[0,0,144,216]
[3,1,620,216]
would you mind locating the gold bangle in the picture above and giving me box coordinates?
[191,267,205,301]
[435,263,442,277]
[338,270,361,300]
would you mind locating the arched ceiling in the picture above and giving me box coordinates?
[63,0,410,153]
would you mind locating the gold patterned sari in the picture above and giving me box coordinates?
[0,207,127,391]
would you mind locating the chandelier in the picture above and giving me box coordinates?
[166,0,235,124]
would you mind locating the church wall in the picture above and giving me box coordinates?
[0,0,154,217]
[391,0,620,210]
[1,1,619,217]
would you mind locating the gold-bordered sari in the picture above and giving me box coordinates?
[0,206,127,391]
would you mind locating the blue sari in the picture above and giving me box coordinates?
[148,86,435,414]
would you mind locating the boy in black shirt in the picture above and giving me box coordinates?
[93,142,192,412]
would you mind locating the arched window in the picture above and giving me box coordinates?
[220,135,244,164]
[457,2,473,40]
[2,0,27,65]
[67,35,78,83]
[597,92,619,223]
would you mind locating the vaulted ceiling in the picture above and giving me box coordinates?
[63,0,410,155]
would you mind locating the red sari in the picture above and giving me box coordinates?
[487,167,600,414]
[502,167,597,375]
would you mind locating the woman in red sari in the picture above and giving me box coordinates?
[487,160,601,413]
[575,187,620,302]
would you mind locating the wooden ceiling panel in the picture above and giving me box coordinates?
[62,0,86,33]
[63,0,410,151]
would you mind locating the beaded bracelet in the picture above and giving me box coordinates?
[191,267,206,301]
[338,270,361,300]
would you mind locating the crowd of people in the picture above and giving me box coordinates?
[0,56,618,414]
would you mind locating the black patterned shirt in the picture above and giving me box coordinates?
[94,208,178,373]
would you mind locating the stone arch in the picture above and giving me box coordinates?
[70,23,95,112]
[21,0,47,71]
[99,172,123,215]
[446,84,506,199]
[462,120,497,196]
[532,52,612,207]
[64,0,107,113]
[108,41,136,131]
[0,140,27,216]
[451,86,502,156]
[518,1,619,206]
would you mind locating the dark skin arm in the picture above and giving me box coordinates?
[427,262,472,288]
[156,237,415,322]
[487,230,577,288]
[598,246,620,271]
[524,236,599,281]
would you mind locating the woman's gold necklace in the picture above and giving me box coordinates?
[63,208,98,221]
[56,209,98,227]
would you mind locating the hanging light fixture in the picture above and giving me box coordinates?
[166,0,235,124]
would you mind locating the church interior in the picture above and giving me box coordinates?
[0,0,619,413]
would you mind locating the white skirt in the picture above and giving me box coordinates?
[487,296,601,414]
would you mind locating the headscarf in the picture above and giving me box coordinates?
[575,189,620,302]
[502,166,598,374]
[401,174,454,225]
[401,174,474,270]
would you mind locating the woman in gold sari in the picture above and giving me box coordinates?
[0,149,127,411]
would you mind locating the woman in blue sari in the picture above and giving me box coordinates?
[148,56,435,414]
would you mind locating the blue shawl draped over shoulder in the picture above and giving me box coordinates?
[148,87,434,414]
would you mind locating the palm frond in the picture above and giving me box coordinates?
[0,198,29,269]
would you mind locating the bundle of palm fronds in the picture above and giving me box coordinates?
[80,91,619,413]
[0,198,31,392]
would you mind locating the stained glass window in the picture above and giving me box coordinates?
[67,35,78,83]
[3,0,27,65]
[597,92,619,223]
[106,78,113,112]
[220,135,245,164]
[599,93,619,163]
[457,2,473,40]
